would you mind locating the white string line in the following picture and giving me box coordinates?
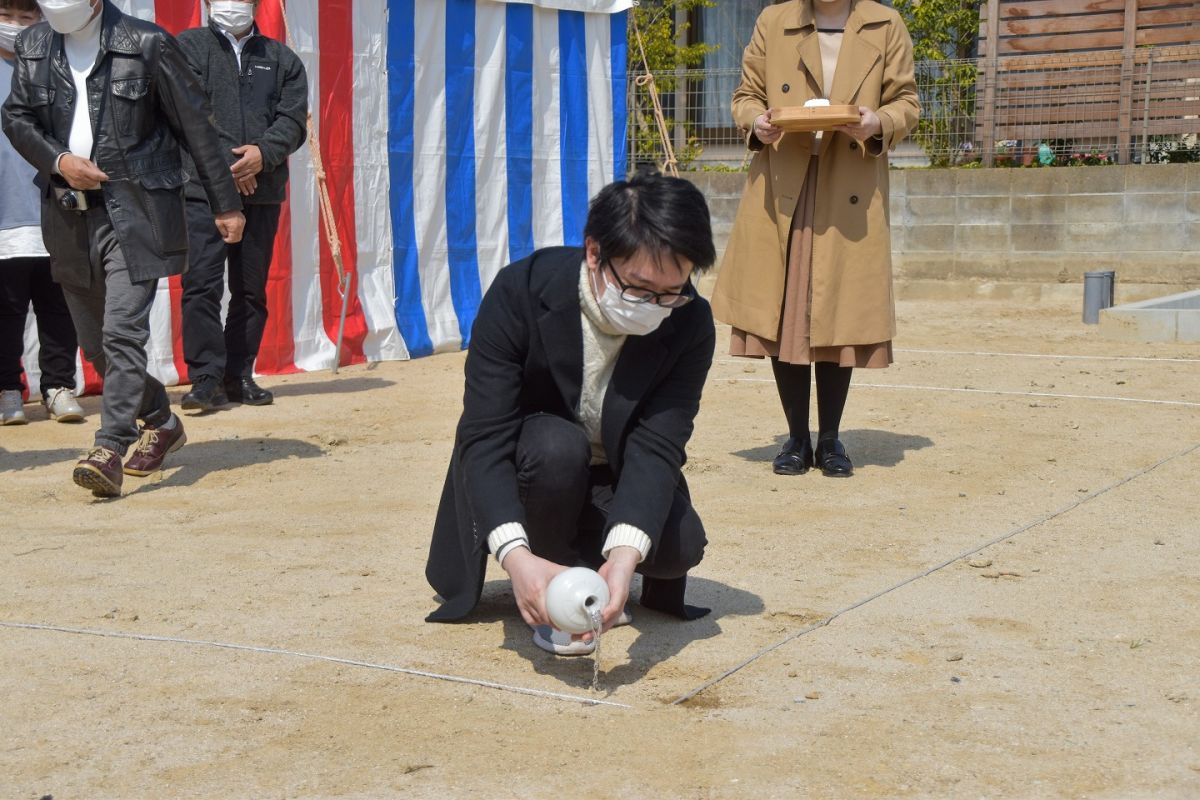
[722,378,1200,408]
[0,622,632,710]
[895,348,1200,364]
[716,349,1200,366]
[670,440,1200,706]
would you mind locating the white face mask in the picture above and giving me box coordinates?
[37,0,96,35]
[209,1,255,36]
[590,267,674,337]
[0,21,27,52]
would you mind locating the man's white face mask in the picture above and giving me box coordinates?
[590,266,674,337]
[37,0,96,35]
[0,21,29,52]
[209,1,255,36]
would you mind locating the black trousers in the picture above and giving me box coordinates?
[181,198,283,381]
[515,413,706,579]
[0,256,78,395]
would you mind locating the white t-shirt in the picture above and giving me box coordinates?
[63,11,104,160]
[0,226,48,260]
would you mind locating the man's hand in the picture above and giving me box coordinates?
[231,144,264,180]
[59,154,109,190]
[235,174,258,196]
[753,109,783,145]
[577,546,639,642]
[834,106,883,143]
[504,548,567,628]
[214,210,246,244]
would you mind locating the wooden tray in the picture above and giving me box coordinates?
[772,105,860,132]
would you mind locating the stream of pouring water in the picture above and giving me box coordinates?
[588,608,603,692]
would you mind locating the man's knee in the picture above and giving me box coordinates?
[181,257,225,297]
[516,414,590,494]
[640,501,706,579]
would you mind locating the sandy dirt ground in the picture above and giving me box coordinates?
[2,292,1199,799]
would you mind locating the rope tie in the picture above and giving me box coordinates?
[631,13,679,177]
[277,4,352,324]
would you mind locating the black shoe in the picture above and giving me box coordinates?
[225,376,273,406]
[181,376,228,412]
[772,435,814,475]
[815,437,853,477]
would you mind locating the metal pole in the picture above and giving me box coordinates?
[332,273,351,375]
[1140,50,1153,164]
[673,5,687,159]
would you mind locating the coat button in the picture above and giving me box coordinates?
[849,140,858,150]
[849,195,859,204]
[781,83,790,93]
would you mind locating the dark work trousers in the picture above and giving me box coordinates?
[515,413,707,579]
[0,255,78,396]
[181,197,282,381]
[59,209,171,455]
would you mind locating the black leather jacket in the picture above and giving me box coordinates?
[1,1,241,287]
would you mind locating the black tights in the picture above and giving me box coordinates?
[770,358,853,443]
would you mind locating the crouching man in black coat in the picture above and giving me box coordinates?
[426,174,717,656]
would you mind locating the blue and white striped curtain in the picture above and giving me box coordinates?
[390,0,631,356]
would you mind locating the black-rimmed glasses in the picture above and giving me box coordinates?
[603,260,694,308]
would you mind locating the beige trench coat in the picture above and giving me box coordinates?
[711,0,920,346]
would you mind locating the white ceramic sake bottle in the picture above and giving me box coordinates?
[545,567,610,634]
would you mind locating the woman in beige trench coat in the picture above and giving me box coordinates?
[711,0,919,477]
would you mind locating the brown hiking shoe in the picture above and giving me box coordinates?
[73,447,123,497]
[123,415,187,477]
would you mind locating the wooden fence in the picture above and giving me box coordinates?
[977,0,1200,164]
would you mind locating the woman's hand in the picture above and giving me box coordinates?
[753,110,783,145]
[834,106,883,143]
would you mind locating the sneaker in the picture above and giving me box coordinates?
[1,389,27,425]
[532,625,596,656]
[43,387,85,423]
[123,414,187,476]
[530,608,632,656]
[73,446,123,497]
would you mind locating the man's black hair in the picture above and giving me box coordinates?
[583,172,716,274]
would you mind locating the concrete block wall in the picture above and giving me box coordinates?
[891,164,1200,287]
[686,164,1200,291]
[681,172,747,267]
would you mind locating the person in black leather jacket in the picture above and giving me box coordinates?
[1,0,244,498]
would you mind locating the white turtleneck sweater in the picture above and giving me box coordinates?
[488,263,653,569]
[577,260,626,466]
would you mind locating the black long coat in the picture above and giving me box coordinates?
[425,247,715,622]
[1,1,241,288]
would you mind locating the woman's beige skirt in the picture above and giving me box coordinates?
[730,157,892,368]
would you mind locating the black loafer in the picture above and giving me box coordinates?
[181,376,228,412]
[224,377,273,406]
[815,437,853,477]
[772,435,814,475]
